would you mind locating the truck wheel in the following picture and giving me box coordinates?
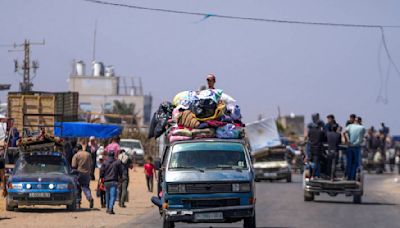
[162,213,175,228]
[353,194,362,204]
[286,175,292,183]
[304,190,314,201]
[243,213,256,228]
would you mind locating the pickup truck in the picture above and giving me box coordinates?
[152,139,256,228]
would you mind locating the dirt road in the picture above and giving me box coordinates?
[0,167,156,228]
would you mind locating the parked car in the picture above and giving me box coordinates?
[120,139,145,165]
[152,139,256,228]
[6,151,78,211]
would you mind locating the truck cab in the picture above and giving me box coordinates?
[155,139,256,228]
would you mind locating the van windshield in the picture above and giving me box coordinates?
[169,142,247,170]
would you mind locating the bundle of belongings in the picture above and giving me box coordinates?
[148,89,244,142]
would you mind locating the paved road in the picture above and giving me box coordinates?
[123,174,400,228]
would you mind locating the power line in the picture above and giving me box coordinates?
[83,0,400,29]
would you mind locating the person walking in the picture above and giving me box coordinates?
[344,116,366,180]
[345,114,356,126]
[88,136,99,180]
[96,155,106,208]
[71,144,94,209]
[100,151,124,214]
[144,156,157,192]
[105,136,121,159]
[118,150,133,208]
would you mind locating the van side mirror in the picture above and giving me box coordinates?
[154,158,161,170]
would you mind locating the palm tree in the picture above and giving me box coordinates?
[105,100,138,125]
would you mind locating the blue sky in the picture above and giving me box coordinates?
[1,0,400,133]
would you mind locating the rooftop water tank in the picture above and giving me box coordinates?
[105,65,115,77]
[76,60,86,76]
[92,61,105,77]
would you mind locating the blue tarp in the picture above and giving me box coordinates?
[54,122,122,138]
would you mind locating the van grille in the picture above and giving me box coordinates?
[185,183,232,193]
[183,198,240,209]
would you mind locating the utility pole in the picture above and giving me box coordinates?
[7,39,45,92]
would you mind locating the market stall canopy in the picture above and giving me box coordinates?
[54,122,122,138]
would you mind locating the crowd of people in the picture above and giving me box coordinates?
[64,136,156,215]
[305,113,398,180]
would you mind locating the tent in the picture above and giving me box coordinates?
[54,122,122,138]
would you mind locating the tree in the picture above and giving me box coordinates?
[105,100,138,125]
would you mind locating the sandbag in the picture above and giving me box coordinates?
[216,124,242,139]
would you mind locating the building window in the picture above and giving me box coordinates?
[79,103,92,112]
[104,103,112,111]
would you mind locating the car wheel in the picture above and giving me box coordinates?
[243,213,256,228]
[353,194,362,204]
[304,190,314,201]
[162,213,175,228]
[286,175,292,183]
[67,199,77,211]
[6,198,17,211]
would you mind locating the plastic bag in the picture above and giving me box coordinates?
[191,98,218,119]
[226,104,242,121]
[220,93,236,104]
[148,101,174,139]
[216,124,242,139]
[173,91,198,107]
[196,103,226,122]
[197,89,223,103]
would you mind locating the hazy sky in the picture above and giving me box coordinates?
[1,0,400,133]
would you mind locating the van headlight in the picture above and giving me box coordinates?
[232,183,251,192]
[167,184,186,194]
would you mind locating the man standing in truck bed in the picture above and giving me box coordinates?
[344,117,366,180]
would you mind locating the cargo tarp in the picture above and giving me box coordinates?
[245,118,281,153]
[54,122,122,138]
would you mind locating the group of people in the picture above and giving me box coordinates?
[67,136,156,215]
[306,113,366,181]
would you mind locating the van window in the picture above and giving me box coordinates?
[169,142,247,170]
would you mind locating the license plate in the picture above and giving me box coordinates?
[195,212,223,221]
[29,193,50,198]
[263,173,277,177]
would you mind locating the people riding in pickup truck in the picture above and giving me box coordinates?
[326,124,342,180]
[344,116,366,180]
[206,74,216,89]
[307,113,327,178]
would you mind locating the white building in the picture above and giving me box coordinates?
[68,61,152,126]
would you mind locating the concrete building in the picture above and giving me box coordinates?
[279,114,305,136]
[68,60,152,126]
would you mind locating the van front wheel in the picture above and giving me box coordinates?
[162,213,175,228]
[243,213,256,228]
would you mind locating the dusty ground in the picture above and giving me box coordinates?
[0,167,157,228]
